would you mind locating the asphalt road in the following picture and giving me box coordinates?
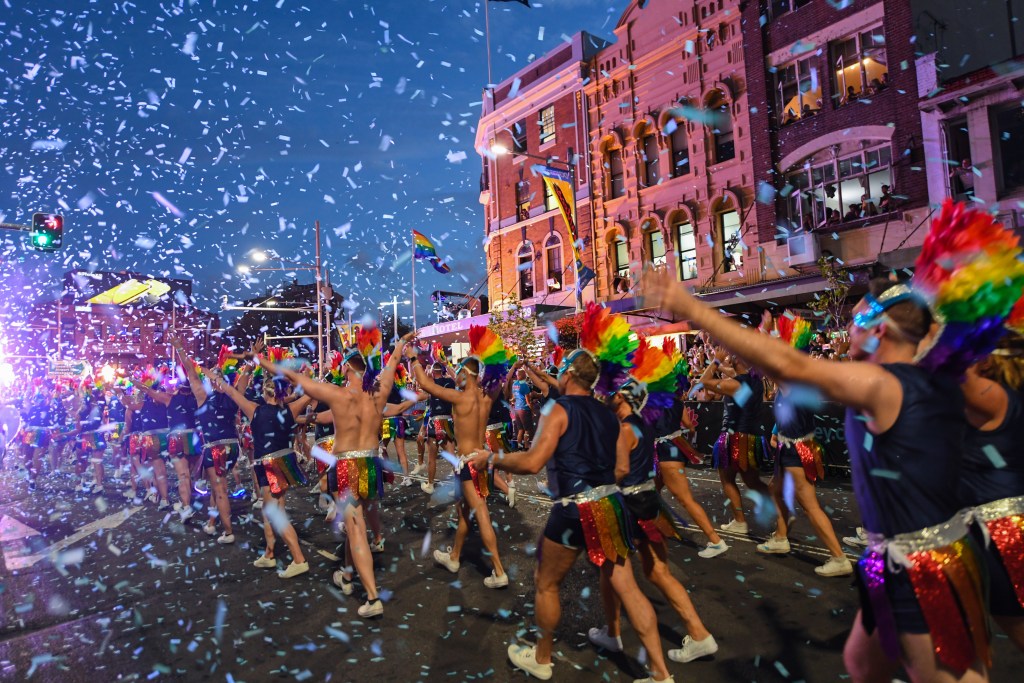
[1,448,1021,683]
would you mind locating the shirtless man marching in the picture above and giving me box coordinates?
[263,329,413,618]
[408,327,509,589]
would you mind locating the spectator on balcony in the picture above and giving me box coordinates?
[781,107,798,126]
[880,72,889,89]
[827,207,842,226]
[860,194,879,217]
[878,185,895,212]
[843,204,861,222]
[801,103,816,118]
[868,78,885,95]
[841,86,858,105]
[950,158,976,198]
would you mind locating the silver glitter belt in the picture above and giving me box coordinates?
[970,495,1024,523]
[777,432,815,447]
[556,484,620,507]
[337,449,375,460]
[621,481,656,496]
[203,438,237,451]
[866,512,970,569]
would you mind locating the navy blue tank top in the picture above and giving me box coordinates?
[489,396,511,424]
[961,386,1024,506]
[135,396,168,431]
[846,363,965,536]
[107,397,126,422]
[428,378,455,416]
[721,373,764,434]
[168,390,198,431]
[78,398,104,432]
[621,414,656,488]
[196,392,237,443]
[251,403,295,458]
[24,395,54,427]
[548,395,619,498]
[313,402,334,440]
[774,388,816,439]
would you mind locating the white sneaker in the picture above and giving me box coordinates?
[217,533,235,545]
[507,485,516,508]
[90,483,103,494]
[843,527,869,548]
[145,491,158,504]
[157,499,171,511]
[194,480,209,495]
[668,634,718,663]
[756,534,791,554]
[325,501,337,523]
[411,463,425,475]
[433,547,460,573]
[253,555,276,569]
[371,537,385,553]
[587,625,623,653]
[277,561,309,579]
[203,521,217,536]
[507,644,552,681]
[317,494,331,511]
[401,476,413,487]
[420,481,434,494]
[122,488,136,500]
[332,570,354,595]
[720,519,749,534]
[633,676,675,683]
[697,541,730,559]
[180,507,195,521]
[357,599,383,618]
[483,570,509,589]
[815,556,855,577]
[253,499,263,511]
[173,501,184,512]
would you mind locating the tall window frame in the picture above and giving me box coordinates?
[512,119,528,155]
[515,180,531,222]
[613,237,630,280]
[607,146,625,198]
[644,224,667,267]
[775,57,820,124]
[543,179,559,212]
[517,242,535,300]
[640,127,660,187]
[544,233,563,292]
[706,91,735,164]
[538,105,556,145]
[675,220,698,281]
[717,209,742,273]
[667,119,690,178]
[831,27,887,105]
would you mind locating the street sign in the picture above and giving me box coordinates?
[46,359,90,379]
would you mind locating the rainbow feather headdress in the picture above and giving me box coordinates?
[136,365,165,390]
[619,337,687,424]
[252,346,294,379]
[463,325,513,393]
[775,310,814,352]
[911,200,1024,373]
[569,302,638,396]
[216,345,240,380]
[326,350,345,386]
[346,326,382,393]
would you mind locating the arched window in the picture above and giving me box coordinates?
[667,119,690,178]
[674,217,698,281]
[642,220,667,267]
[517,242,535,300]
[706,90,735,164]
[639,124,660,187]
[515,180,531,222]
[713,198,743,273]
[602,136,626,199]
[607,231,630,294]
[544,234,563,292]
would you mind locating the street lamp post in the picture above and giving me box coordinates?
[490,144,582,312]
[379,297,411,344]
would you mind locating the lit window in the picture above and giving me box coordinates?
[515,181,531,222]
[718,210,742,272]
[676,221,698,280]
[538,106,556,145]
[543,180,559,212]
[517,243,534,300]
[831,27,887,106]
[614,238,630,279]
[545,234,563,292]
[775,57,820,124]
[646,228,667,267]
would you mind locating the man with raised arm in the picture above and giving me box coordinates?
[408,326,509,590]
[262,328,413,618]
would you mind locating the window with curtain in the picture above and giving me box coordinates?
[544,234,563,292]
[668,120,690,177]
[676,221,697,280]
[517,243,534,300]
[718,210,742,272]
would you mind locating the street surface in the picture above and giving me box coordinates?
[1,451,1021,683]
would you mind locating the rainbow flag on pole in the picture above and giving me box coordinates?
[412,230,451,274]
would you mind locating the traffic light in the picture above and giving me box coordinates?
[29,213,63,251]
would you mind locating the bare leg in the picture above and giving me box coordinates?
[463,482,504,576]
[639,539,711,640]
[206,467,233,535]
[416,428,426,468]
[718,467,745,524]
[151,458,170,501]
[343,499,378,600]
[365,500,382,542]
[789,467,844,558]
[172,457,191,506]
[606,558,671,680]
[659,462,722,544]
[450,499,472,562]
[91,449,104,486]
[740,468,777,529]
[259,489,276,558]
[266,491,306,564]
[427,439,438,486]
[534,539,581,665]
[395,437,409,475]
[599,564,622,637]
[767,469,791,540]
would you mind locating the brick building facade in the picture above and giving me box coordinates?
[475,32,608,313]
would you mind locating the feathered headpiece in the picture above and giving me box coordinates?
[911,200,1024,373]
[430,343,449,367]
[661,337,691,395]
[347,326,382,393]
[216,345,239,379]
[326,350,345,386]
[252,346,294,379]
[393,362,409,389]
[463,325,513,393]
[549,346,564,373]
[619,337,686,423]
[1008,295,1024,335]
[569,302,638,396]
[136,365,164,390]
[775,310,814,352]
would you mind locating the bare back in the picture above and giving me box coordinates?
[327,383,386,453]
[450,387,492,455]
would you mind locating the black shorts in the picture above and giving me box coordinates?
[972,524,1024,617]
[543,503,585,549]
[855,555,929,635]
[201,441,239,474]
[253,463,270,489]
[777,444,803,470]
[624,490,661,538]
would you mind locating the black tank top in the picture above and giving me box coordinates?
[846,363,965,536]
[168,390,198,431]
[107,397,126,422]
[774,388,816,439]
[721,373,764,434]
[489,397,511,424]
[548,395,619,499]
[621,414,656,488]
[961,386,1024,506]
[313,402,334,440]
[196,392,237,443]
[135,395,168,431]
[251,403,295,458]
[428,378,455,416]
[78,398,104,432]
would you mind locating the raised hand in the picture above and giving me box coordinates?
[641,267,698,318]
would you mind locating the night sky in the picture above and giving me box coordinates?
[0,0,619,326]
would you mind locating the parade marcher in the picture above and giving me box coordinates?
[651,340,728,559]
[265,328,412,616]
[420,360,456,495]
[380,357,413,487]
[214,357,311,578]
[470,303,674,682]
[960,333,1024,650]
[510,366,534,449]
[114,384,144,503]
[135,368,200,518]
[701,346,779,535]
[18,383,56,492]
[106,385,129,483]
[173,338,254,544]
[129,369,173,510]
[588,337,719,665]
[644,200,1006,683]
[73,386,107,495]
[758,312,853,577]
[411,326,510,589]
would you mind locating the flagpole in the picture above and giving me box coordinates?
[411,228,417,330]
[484,0,493,88]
